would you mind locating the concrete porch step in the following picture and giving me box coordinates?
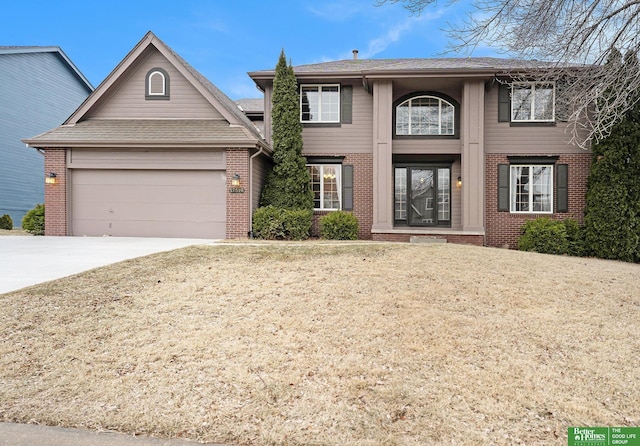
[409,236,448,244]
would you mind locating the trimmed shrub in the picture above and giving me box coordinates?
[252,206,312,240]
[22,204,45,236]
[518,217,569,255]
[319,211,358,240]
[0,214,13,230]
[563,218,586,257]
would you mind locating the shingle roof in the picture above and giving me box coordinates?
[235,98,264,114]
[249,56,570,79]
[24,119,259,148]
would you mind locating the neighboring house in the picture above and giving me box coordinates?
[25,32,271,239]
[248,56,591,248]
[0,46,93,225]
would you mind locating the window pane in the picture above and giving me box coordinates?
[396,103,409,135]
[394,168,407,220]
[437,168,450,221]
[512,86,532,121]
[534,85,554,120]
[320,86,340,122]
[301,87,318,121]
[322,165,340,209]
[532,166,552,211]
[308,165,321,208]
[511,166,530,211]
[441,103,454,135]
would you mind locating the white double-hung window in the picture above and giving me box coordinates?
[511,82,555,122]
[300,85,340,123]
[308,164,342,210]
[510,164,553,213]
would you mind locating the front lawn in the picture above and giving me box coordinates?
[1,243,638,445]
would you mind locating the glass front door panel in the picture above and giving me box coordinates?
[409,169,435,226]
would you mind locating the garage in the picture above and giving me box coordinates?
[70,169,226,238]
[67,148,227,239]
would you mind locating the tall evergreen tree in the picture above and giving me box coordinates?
[583,52,640,262]
[260,50,313,210]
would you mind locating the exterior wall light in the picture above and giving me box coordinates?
[231,174,241,187]
[457,176,462,187]
[45,172,57,184]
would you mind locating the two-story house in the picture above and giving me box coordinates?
[249,56,591,248]
[26,32,590,248]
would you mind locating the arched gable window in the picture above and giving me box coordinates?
[394,92,459,137]
[145,68,170,99]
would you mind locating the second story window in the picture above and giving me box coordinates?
[301,85,340,123]
[145,68,170,100]
[395,95,456,136]
[511,82,554,122]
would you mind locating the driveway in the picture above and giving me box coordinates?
[0,236,217,294]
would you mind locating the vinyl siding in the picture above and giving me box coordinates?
[252,153,270,211]
[300,81,373,154]
[89,47,223,120]
[0,51,91,225]
[484,85,586,154]
[67,148,226,170]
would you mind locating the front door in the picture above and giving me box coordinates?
[395,166,451,227]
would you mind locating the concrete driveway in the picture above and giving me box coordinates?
[0,236,217,294]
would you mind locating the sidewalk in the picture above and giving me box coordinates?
[0,422,230,446]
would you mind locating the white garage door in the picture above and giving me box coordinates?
[70,169,226,238]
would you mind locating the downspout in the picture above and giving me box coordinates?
[247,145,265,238]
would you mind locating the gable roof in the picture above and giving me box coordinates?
[25,32,267,150]
[0,46,93,91]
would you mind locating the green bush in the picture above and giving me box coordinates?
[319,211,358,240]
[563,218,586,257]
[518,217,569,255]
[252,206,312,240]
[21,204,45,236]
[0,214,13,230]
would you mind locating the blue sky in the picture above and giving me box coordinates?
[1,0,499,100]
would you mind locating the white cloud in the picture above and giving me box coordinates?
[307,2,365,21]
[361,9,446,58]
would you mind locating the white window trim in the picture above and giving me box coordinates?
[300,84,341,123]
[510,164,554,214]
[308,164,342,210]
[511,82,555,122]
[148,70,166,96]
[395,95,455,135]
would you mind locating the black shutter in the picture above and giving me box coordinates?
[498,164,510,211]
[342,164,354,210]
[498,83,511,122]
[341,85,353,124]
[556,164,568,212]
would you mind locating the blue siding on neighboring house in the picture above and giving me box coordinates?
[0,48,92,226]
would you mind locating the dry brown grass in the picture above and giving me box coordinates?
[1,243,639,445]
[0,229,30,236]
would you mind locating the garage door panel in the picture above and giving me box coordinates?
[71,169,226,238]
[72,184,224,206]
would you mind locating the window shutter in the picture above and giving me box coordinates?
[342,164,354,210]
[498,83,511,122]
[498,164,510,211]
[556,164,568,212]
[341,85,353,124]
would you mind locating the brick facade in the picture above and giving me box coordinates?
[308,153,373,240]
[44,148,67,236]
[225,148,251,239]
[485,152,591,249]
